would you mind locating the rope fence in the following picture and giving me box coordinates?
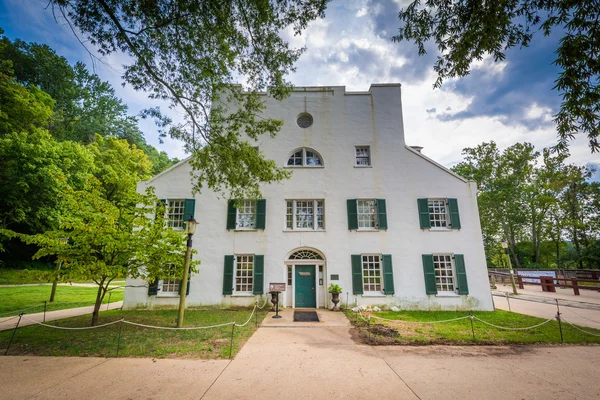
[2,297,270,358]
[350,302,600,344]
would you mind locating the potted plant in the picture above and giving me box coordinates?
[328,283,343,311]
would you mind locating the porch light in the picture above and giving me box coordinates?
[185,216,198,236]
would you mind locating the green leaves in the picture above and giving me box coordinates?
[49,0,328,198]
[394,0,600,153]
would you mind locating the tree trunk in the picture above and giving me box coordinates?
[91,278,107,326]
[508,226,522,269]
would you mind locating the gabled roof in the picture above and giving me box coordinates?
[144,156,191,184]
[404,145,469,183]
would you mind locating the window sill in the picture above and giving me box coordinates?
[283,166,325,169]
[427,228,455,232]
[156,294,180,298]
[361,293,387,298]
[283,229,326,232]
[233,229,259,232]
[435,293,460,298]
[354,165,372,168]
[355,228,381,232]
[231,293,255,297]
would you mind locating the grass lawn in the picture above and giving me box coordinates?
[344,309,600,345]
[0,308,267,359]
[0,285,124,316]
[0,269,126,285]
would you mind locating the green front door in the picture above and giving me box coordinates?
[295,265,316,308]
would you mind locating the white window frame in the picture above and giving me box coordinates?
[166,199,185,230]
[355,146,371,167]
[285,199,325,231]
[234,254,254,295]
[361,254,383,294]
[428,198,450,229]
[157,278,181,297]
[236,200,257,230]
[286,148,323,167]
[357,199,378,230]
[433,254,456,294]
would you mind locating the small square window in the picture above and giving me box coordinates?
[355,146,371,166]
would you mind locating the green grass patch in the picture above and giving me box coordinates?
[0,308,267,359]
[344,309,600,345]
[0,269,52,285]
[0,285,124,316]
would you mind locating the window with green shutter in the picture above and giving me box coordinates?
[226,200,237,230]
[223,255,234,295]
[183,199,195,229]
[382,254,394,295]
[417,198,431,229]
[454,254,469,295]
[448,198,461,229]
[351,254,363,294]
[422,254,437,295]
[376,199,388,230]
[256,200,266,229]
[148,279,158,296]
[253,255,264,294]
[348,199,388,230]
[347,199,358,230]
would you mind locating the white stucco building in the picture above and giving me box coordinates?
[124,84,494,311]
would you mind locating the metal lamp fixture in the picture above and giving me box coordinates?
[185,217,198,236]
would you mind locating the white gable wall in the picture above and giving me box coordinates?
[124,84,493,311]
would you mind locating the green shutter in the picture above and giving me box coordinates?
[178,276,191,295]
[351,254,363,294]
[382,254,394,295]
[347,199,358,230]
[253,255,264,294]
[448,198,461,229]
[223,255,234,295]
[256,199,266,229]
[454,254,469,295]
[183,199,196,229]
[422,254,437,295]
[226,200,236,230]
[377,199,388,230]
[417,198,431,229]
[148,279,158,296]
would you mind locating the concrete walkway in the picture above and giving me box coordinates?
[2,309,600,399]
[493,285,600,330]
[0,302,123,331]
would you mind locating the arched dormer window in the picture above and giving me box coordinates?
[287,148,323,167]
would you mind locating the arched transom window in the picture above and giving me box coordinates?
[287,148,323,167]
[288,249,324,260]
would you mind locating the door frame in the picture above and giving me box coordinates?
[294,265,316,308]
[284,248,326,309]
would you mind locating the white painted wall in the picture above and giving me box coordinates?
[124,84,494,311]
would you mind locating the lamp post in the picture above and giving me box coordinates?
[177,216,198,328]
[501,239,518,295]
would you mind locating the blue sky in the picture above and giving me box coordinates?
[1,0,598,179]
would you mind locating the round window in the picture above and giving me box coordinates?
[297,113,313,128]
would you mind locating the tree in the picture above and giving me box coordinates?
[0,73,95,256]
[26,183,192,326]
[393,1,600,153]
[0,32,177,173]
[452,142,538,268]
[49,0,328,199]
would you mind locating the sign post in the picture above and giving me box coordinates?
[269,283,286,319]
